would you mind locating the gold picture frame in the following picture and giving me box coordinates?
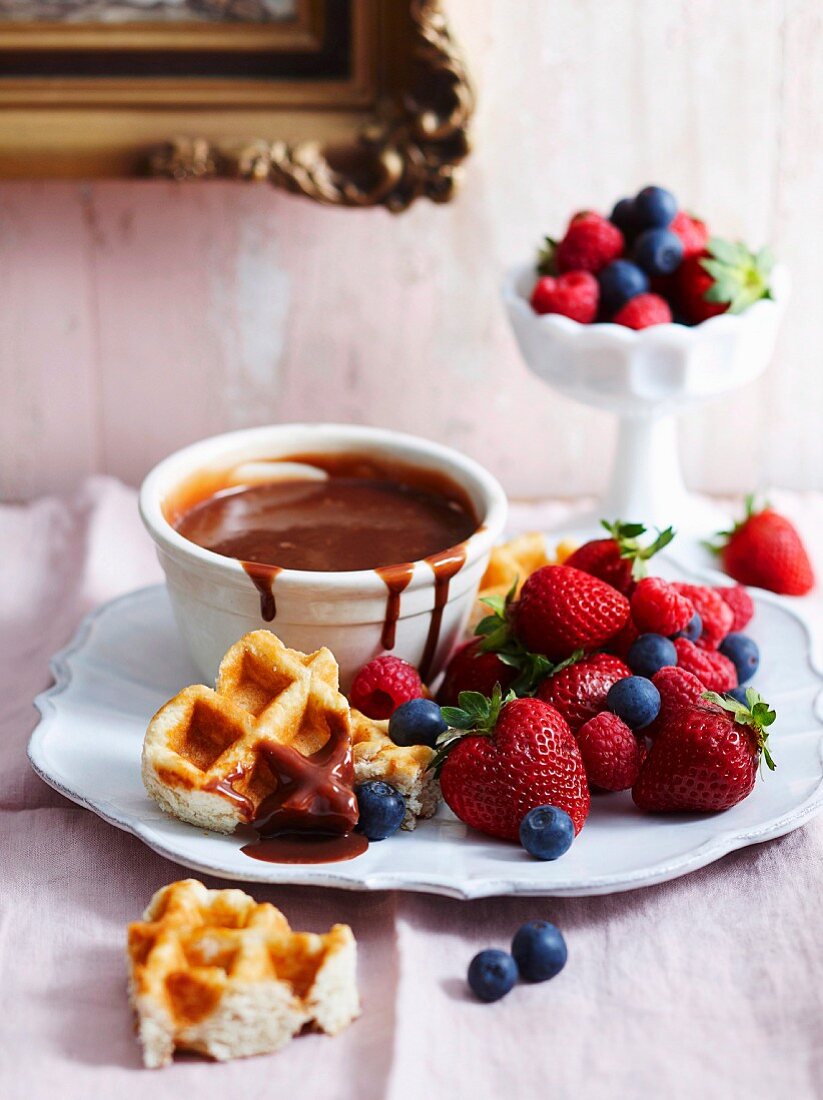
[0,0,473,211]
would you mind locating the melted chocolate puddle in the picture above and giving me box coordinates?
[242,832,368,865]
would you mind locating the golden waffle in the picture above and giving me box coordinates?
[127,879,359,1067]
[142,631,355,835]
[350,708,440,829]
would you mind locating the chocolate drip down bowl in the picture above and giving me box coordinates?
[139,425,508,689]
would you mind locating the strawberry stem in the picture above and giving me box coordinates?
[702,689,777,771]
[429,684,514,777]
[600,518,676,580]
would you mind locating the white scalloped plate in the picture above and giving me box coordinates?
[28,577,823,899]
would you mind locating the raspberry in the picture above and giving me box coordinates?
[530,271,599,324]
[673,638,738,693]
[630,577,694,636]
[577,712,645,791]
[716,585,755,632]
[613,292,672,330]
[556,217,624,275]
[349,656,424,719]
[437,639,516,707]
[670,211,709,259]
[672,583,734,650]
[647,665,707,739]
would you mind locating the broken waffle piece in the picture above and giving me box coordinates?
[350,708,440,830]
[127,879,359,1067]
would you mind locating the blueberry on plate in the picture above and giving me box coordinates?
[598,259,649,315]
[511,920,568,982]
[519,805,575,861]
[719,633,760,685]
[610,197,637,237]
[632,228,684,276]
[633,185,678,229]
[467,949,518,1002]
[627,633,677,678]
[673,612,702,642]
[606,675,661,730]
[354,780,405,841]
[388,697,447,748]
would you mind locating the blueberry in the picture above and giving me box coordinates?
[673,612,702,642]
[467,949,518,1002]
[519,805,574,861]
[610,197,637,237]
[719,633,760,685]
[632,228,684,276]
[511,920,568,982]
[627,633,677,678]
[354,780,405,841]
[389,698,447,748]
[727,686,750,704]
[606,675,661,730]
[598,259,649,315]
[633,185,678,229]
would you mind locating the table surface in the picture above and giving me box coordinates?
[2,478,822,1100]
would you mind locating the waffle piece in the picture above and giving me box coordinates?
[142,631,356,835]
[127,879,359,1067]
[350,708,440,829]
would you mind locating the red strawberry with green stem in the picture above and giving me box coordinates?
[708,495,814,596]
[676,238,773,325]
[565,519,675,596]
[632,689,776,813]
[536,652,631,733]
[434,686,590,841]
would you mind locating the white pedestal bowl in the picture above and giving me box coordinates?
[502,263,789,539]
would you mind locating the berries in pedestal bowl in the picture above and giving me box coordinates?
[632,185,678,229]
[598,259,649,315]
[632,228,684,277]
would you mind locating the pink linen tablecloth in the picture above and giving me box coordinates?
[2,477,822,1100]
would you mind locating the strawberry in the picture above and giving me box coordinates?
[564,520,675,596]
[577,712,646,792]
[676,238,773,325]
[632,689,776,813]
[512,565,630,661]
[612,293,672,329]
[536,652,631,733]
[436,687,590,841]
[437,639,516,707]
[607,617,639,661]
[709,496,814,596]
[716,585,754,631]
[671,583,734,650]
[673,638,737,692]
[530,271,599,323]
[630,577,694,636]
[555,216,624,275]
[669,211,709,259]
[646,665,707,739]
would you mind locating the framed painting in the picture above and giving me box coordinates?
[0,0,473,211]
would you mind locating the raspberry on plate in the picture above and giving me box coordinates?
[630,577,694,636]
[647,665,707,739]
[672,638,738,693]
[671,582,734,650]
[716,585,755,631]
[556,216,624,275]
[530,271,599,323]
[349,655,424,719]
[577,711,646,791]
[613,292,672,330]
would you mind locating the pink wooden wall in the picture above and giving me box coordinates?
[2,0,822,501]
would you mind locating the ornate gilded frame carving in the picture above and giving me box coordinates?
[0,0,473,212]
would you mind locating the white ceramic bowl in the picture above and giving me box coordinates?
[139,424,507,689]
